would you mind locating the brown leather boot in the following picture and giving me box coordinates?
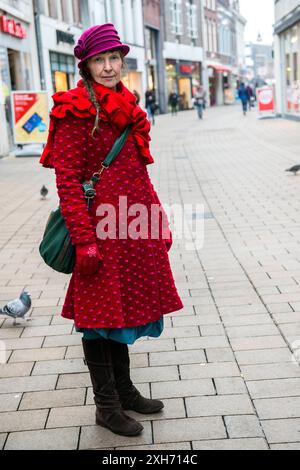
[110,340,164,414]
[82,337,143,436]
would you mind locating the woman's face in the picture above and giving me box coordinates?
[87,50,123,90]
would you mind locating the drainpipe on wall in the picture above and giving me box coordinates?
[33,2,46,90]
[158,4,167,114]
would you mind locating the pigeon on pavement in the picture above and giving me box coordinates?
[40,185,49,199]
[0,291,32,325]
[286,165,300,175]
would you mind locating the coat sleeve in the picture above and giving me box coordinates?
[148,176,173,252]
[52,114,97,246]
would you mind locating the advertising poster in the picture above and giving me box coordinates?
[256,86,276,119]
[11,91,49,144]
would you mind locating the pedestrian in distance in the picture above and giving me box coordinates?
[194,85,206,120]
[132,89,140,105]
[246,83,254,111]
[39,23,183,438]
[168,91,179,116]
[238,82,250,116]
[145,88,156,125]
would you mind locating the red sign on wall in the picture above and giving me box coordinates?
[180,64,196,74]
[0,15,26,39]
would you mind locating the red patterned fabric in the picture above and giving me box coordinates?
[41,86,183,328]
[40,79,153,169]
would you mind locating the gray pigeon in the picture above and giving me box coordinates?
[40,185,49,199]
[286,165,300,175]
[0,291,31,325]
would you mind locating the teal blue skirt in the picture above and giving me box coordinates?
[76,317,164,345]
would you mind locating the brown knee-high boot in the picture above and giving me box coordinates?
[82,337,143,436]
[109,340,164,414]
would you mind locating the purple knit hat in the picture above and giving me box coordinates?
[74,23,130,68]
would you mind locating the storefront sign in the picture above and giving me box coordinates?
[0,15,26,39]
[180,64,193,74]
[256,86,275,118]
[11,91,49,144]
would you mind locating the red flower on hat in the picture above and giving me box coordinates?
[74,39,86,60]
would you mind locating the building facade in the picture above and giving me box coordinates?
[142,0,166,111]
[245,42,274,86]
[34,0,83,94]
[0,0,40,155]
[233,0,247,80]
[274,0,300,119]
[162,0,204,110]
[102,0,147,103]
[202,0,245,106]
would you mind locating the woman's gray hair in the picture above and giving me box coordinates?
[79,50,127,139]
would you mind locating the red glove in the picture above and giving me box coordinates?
[75,243,103,276]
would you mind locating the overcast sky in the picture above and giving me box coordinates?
[239,0,275,44]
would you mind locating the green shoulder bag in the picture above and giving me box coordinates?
[39,126,131,274]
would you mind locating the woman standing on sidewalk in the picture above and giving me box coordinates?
[39,24,183,437]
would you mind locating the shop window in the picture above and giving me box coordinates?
[50,51,75,92]
[54,71,68,92]
[50,52,59,70]
[293,52,298,82]
[67,55,75,73]
[286,54,291,86]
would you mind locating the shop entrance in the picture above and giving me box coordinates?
[178,77,192,110]
[50,52,75,92]
[53,71,69,92]
[209,73,217,106]
[122,71,142,103]
[7,49,21,90]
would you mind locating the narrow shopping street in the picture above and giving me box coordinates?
[0,104,300,450]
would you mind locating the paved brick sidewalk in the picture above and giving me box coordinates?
[0,105,300,450]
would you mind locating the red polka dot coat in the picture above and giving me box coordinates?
[51,111,184,329]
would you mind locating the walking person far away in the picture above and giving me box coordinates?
[133,89,140,105]
[194,85,206,120]
[168,90,179,116]
[39,23,184,438]
[246,83,254,111]
[145,88,156,126]
[238,82,250,116]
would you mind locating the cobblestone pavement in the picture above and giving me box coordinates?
[0,104,300,450]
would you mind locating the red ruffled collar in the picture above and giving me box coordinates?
[39,79,153,168]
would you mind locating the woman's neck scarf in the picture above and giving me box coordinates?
[39,79,154,168]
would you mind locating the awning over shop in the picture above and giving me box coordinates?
[208,64,232,73]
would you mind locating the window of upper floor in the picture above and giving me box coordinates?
[186,1,198,39]
[170,0,183,36]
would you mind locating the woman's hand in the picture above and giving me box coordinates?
[76,242,103,276]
